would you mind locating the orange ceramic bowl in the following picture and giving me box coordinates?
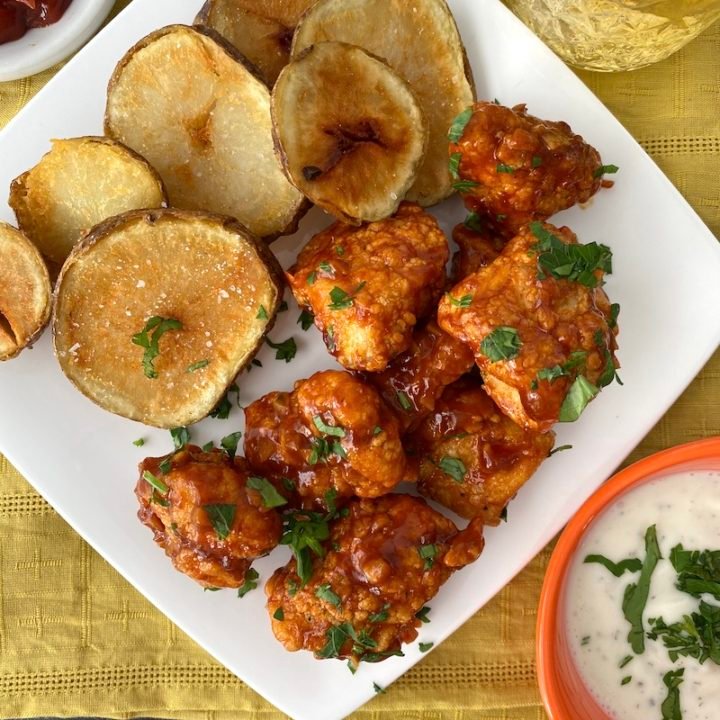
[536,436,720,720]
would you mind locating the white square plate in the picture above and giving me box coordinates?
[1,1,719,718]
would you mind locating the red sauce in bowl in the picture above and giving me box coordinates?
[0,0,72,44]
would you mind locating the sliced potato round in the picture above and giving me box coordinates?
[9,136,166,265]
[272,41,427,224]
[0,222,51,361]
[53,209,283,428]
[195,0,317,86]
[105,24,307,241]
[293,0,475,206]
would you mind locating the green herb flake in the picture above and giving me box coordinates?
[438,456,467,483]
[496,163,515,173]
[158,457,172,475]
[372,425,383,436]
[319,261,334,275]
[237,568,259,598]
[202,441,214,452]
[281,510,330,586]
[373,682,386,695]
[669,543,720,600]
[446,293,473,308]
[313,414,346,438]
[584,554,642,578]
[416,606,431,623]
[609,302,621,330]
[151,489,170,507]
[307,271,317,285]
[132,438,145,447]
[266,336,297,362]
[619,655,633,669]
[621,676,632,686]
[287,578,299,597]
[273,607,285,621]
[549,444,573,457]
[204,587,220,592]
[326,325,336,352]
[247,476,287,509]
[448,107,473,143]
[298,309,315,331]
[480,326,522,362]
[622,524,662,654]
[256,305,268,321]
[396,390,413,411]
[369,603,391,623]
[210,392,232,419]
[347,660,357,674]
[559,375,599,422]
[464,211,483,232]
[532,155,543,168]
[453,179,480,193]
[594,164,619,179]
[418,544,438,570]
[220,431,242,460]
[316,583,342,608]
[660,668,684,720]
[335,246,345,256]
[131,316,183,379]
[648,600,720,665]
[449,152,462,179]
[581,636,591,646]
[328,282,365,311]
[419,642,434,653]
[170,426,190,450]
[143,470,168,495]
[187,359,209,373]
[204,503,236,541]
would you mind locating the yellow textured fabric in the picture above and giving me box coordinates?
[0,2,719,718]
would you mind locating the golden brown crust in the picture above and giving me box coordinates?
[408,377,555,524]
[265,494,484,664]
[287,203,449,371]
[136,445,282,588]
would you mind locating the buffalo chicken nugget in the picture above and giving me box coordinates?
[438,222,619,433]
[244,370,413,511]
[368,319,474,433]
[287,203,448,371]
[136,445,282,588]
[408,377,554,524]
[450,102,604,236]
[450,220,505,283]
[266,494,484,666]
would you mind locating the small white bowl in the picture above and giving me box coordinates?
[0,0,115,82]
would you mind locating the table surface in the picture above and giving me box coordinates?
[0,3,718,719]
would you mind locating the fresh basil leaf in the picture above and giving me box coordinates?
[559,375,599,422]
[266,336,297,362]
[237,568,259,598]
[316,583,342,607]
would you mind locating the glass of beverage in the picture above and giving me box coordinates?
[504,0,720,71]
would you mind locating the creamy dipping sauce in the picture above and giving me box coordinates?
[566,470,720,719]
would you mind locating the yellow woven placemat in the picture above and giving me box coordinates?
[0,3,718,718]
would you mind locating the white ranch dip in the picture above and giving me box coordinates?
[565,470,720,719]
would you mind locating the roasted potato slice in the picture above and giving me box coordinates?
[105,24,306,241]
[272,41,427,224]
[9,136,166,266]
[293,0,475,206]
[53,209,283,428]
[0,222,51,361]
[195,0,317,86]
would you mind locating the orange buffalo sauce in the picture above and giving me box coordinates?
[0,0,72,44]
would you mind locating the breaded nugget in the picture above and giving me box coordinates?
[450,220,505,283]
[286,203,448,371]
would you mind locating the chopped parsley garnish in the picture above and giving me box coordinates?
[220,431,242,460]
[151,489,169,507]
[548,444,573,456]
[447,107,473,143]
[204,503,236,540]
[210,393,232,419]
[619,655,633,668]
[308,437,347,465]
[204,587,220,592]
[530,221,612,288]
[373,682,386,695]
[132,316,183,379]
[315,583,342,607]
[453,179,480,192]
[247,358,263,372]
[418,544,438,570]
[437,456,467,483]
[464,211,483,232]
[609,302,621,329]
[281,510,331,586]
[158,457,172,474]
[297,309,315,331]
[480,326,521,362]
[319,261,334,275]
[622,524,662,654]
[237,568,259,598]
[369,603,390,623]
[419,642,434,653]
[396,390,413,411]
[266,336,297,362]
[670,544,720,600]
[273,607,284,620]
[449,152,462,179]
[416,606,431,623]
[247,476,287,509]
[446,293,473,308]
[532,155,543,168]
[559,375,599,422]
[594,164,619,178]
[372,425,383,436]
[649,600,720,665]
[323,489,338,516]
[187,359,209,373]
[282,477,296,493]
[317,621,376,660]
[143,470,168,495]
[312,414,346,438]
[496,163,515,173]
[581,636,591,646]
[328,282,365,310]
[660,668,684,720]
[256,305,268,320]
[536,351,588,385]
[335,246,345,256]
[133,438,145,447]
[170,426,190,450]
[307,271,317,285]
[621,676,632,686]
[584,554,642,577]
[202,441,214,452]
